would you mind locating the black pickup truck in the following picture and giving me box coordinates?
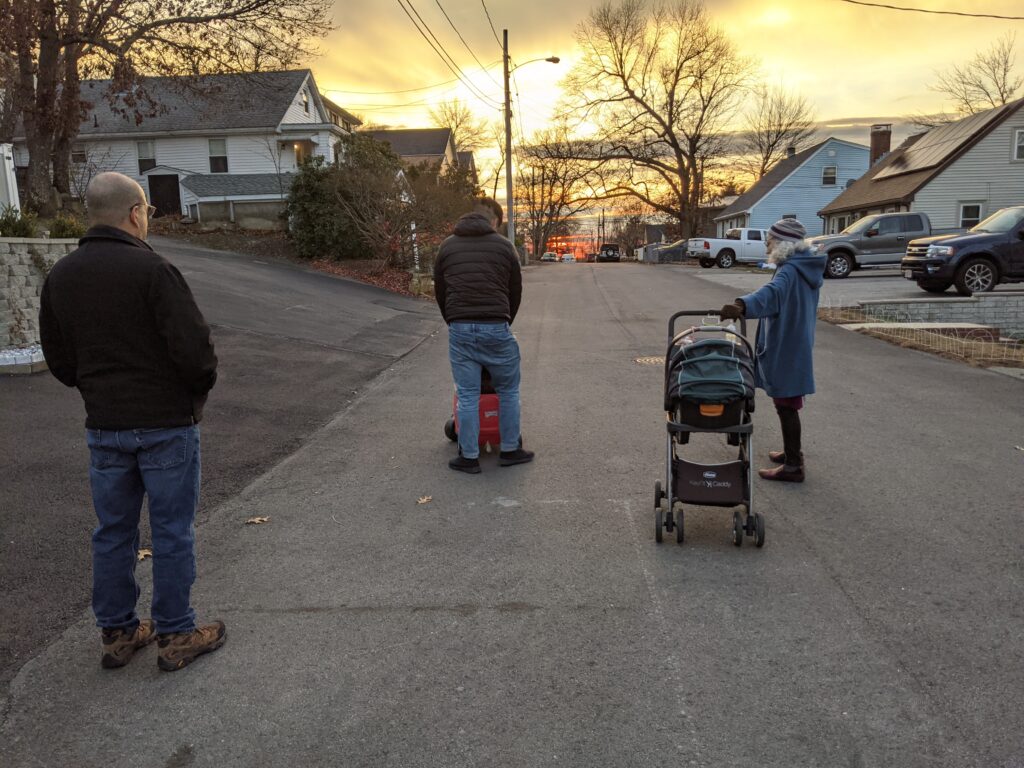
[901,206,1024,295]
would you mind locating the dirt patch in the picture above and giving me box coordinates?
[149,218,421,297]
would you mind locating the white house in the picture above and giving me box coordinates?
[12,70,361,227]
[819,98,1024,232]
[714,137,870,236]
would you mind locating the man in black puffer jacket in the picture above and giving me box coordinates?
[434,197,534,473]
[40,172,225,672]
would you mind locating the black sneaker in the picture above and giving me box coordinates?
[449,455,481,474]
[498,448,535,467]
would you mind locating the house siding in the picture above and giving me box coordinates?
[910,118,1024,228]
[750,141,870,235]
[283,82,319,124]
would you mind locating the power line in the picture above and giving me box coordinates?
[434,0,502,88]
[394,0,502,108]
[838,0,1024,20]
[327,66,500,97]
[480,0,503,50]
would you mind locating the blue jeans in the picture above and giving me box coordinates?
[448,322,522,458]
[86,426,200,634]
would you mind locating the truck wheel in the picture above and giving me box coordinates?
[826,252,853,279]
[717,250,735,269]
[954,258,997,296]
[916,279,952,294]
[699,258,715,268]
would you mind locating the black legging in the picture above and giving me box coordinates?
[776,405,803,467]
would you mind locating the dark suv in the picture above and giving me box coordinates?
[902,206,1024,295]
[596,243,621,262]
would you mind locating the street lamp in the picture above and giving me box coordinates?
[503,28,559,265]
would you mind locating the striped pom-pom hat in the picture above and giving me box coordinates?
[768,218,807,243]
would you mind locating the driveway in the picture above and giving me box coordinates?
[3,263,1021,767]
[0,239,441,696]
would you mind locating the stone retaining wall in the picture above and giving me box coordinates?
[1,237,78,348]
[858,294,1024,338]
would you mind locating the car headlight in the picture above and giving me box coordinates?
[927,245,955,257]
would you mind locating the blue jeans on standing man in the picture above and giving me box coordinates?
[448,321,522,459]
[86,425,200,635]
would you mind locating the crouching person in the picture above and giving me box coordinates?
[720,218,825,482]
[39,172,226,670]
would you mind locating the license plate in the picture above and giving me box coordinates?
[903,269,912,279]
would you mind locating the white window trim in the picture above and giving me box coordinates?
[958,201,984,228]
[137,140,156,173]
[208,139,228,174]
[1013,127,1024,161]
[822,165,837,185]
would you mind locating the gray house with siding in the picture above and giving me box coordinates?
[819,98,1024,232]
[12,70,360,227]
[714,138,870,236]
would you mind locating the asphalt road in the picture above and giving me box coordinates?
[2,259,1023,767]
[0,239,438,696]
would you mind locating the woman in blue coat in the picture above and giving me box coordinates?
[720,219,825,482]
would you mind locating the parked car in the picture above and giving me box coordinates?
[687,228,768,268]
[597,243,621,262]
[561,253,575,263]
[901,206,1024,295]
[809,212,940,279]
[654,239,687,263]
[585,252,597,263]
[540,252,558,262]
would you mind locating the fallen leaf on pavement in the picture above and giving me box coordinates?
[1016,446,1023,452]
[245,516,271,525]
[137,547,152,562]
[417,496,433,505]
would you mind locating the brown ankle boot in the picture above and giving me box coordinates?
[157,621,226,672]
[758,464,805,483]
[101,619,157,669]
[769,450,803,465]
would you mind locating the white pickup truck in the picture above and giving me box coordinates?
[686,228,768,269]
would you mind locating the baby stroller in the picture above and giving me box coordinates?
[444,368,503,450]
[654,310,764,547]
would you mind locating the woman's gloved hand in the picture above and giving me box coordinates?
[719,301,744,321]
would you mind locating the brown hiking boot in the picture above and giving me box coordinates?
[157,621,226,672]
[101,619,157,669]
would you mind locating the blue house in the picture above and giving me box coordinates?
[714,138,870,236]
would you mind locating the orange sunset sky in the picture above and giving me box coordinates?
[314,0,1022,168]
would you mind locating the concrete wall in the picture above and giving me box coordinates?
[0,238,78,348]
[197,200,287,229]
[859,294,1024,338]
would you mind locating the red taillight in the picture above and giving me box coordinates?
[704,241,710,249]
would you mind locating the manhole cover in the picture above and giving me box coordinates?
[635,356,663,366]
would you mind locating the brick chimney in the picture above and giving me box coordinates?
[786,146,796,158]
[870,124,892,165]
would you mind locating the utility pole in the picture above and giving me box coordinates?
[502,29,521,265]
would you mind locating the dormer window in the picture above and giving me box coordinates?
[302,90,309,114]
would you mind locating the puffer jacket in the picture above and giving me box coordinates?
[433,213,522,324]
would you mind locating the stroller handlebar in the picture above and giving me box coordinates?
[668,310,748,339]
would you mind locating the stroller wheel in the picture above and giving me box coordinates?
[655,504,664,543]
[444,418,457,442]
[732,510,744,547]
[654,480,664,511]
[754,513,766,548]
[675,503,685,545]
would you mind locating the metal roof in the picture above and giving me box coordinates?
[180,173,295,198]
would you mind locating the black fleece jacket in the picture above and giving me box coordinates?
[39,225,218,429]
[433,213,522,324]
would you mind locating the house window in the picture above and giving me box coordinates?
[1015,128,1024,160]
[71,145,87,164]
[959,203,983,228]
[137,141,155,174]
[822,166,837,185]
[302,90,309,114]
[208,139,228,173]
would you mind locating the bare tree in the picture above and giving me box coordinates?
[12,0,332,213]
[480,123,506,200]
[559,0,750,238]
[67,144,127,200]
[931,32,1023,117]
[516,124,595,258]
[735,85,816,180]
[428,99,491,154]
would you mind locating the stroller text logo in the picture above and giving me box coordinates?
[703,471,717,480]
[692,471,733,489]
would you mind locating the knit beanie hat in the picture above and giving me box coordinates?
[768,218,807,243]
